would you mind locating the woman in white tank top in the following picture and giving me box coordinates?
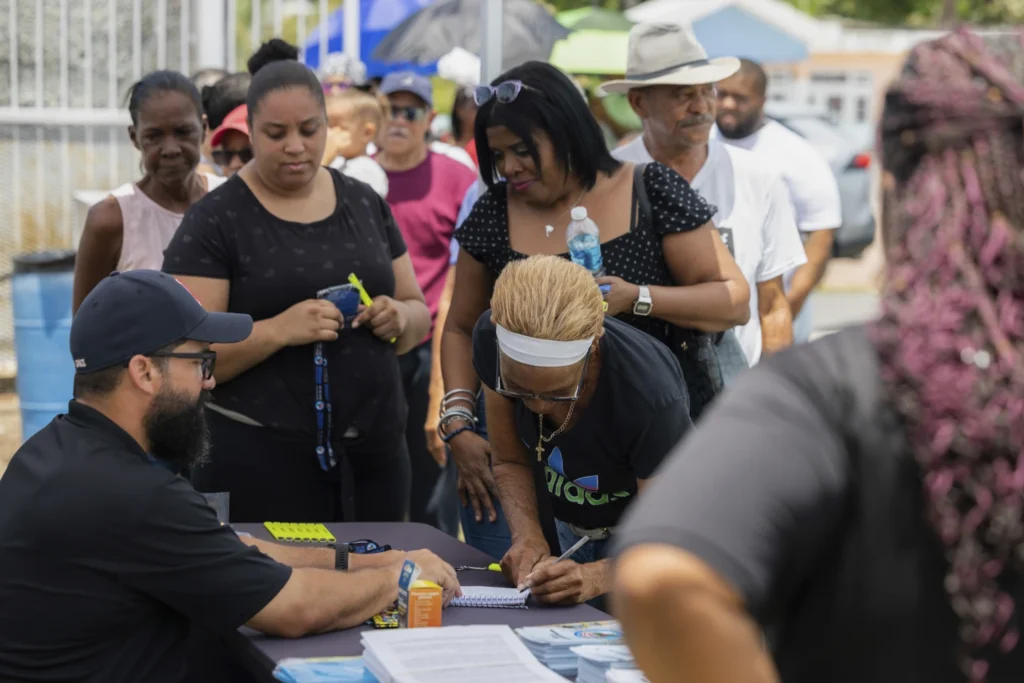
[73,71,227,313]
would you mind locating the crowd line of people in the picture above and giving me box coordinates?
[0,17,1020,683]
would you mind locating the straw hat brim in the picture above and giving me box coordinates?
[598,57,741,95]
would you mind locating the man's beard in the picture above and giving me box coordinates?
[717,114,760,140]
[144,388,212,471]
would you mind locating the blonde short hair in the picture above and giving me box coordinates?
[491,255,604,342]
[326,89,385,130]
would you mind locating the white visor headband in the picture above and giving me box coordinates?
[495,324,593,368]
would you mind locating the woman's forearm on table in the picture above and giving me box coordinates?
[213,318,286,382]
[493,459,546,544]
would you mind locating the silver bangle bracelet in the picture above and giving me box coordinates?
[440,407,475,427]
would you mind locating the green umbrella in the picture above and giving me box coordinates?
[555,7,634,32]
[550,8,632,76]
[549,29,630,76]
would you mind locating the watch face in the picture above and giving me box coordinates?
[634,301,652,315]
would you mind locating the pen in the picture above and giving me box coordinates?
[521,535,591,592]
[347,273,397,343]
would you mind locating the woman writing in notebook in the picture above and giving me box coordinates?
[467,255,691,605]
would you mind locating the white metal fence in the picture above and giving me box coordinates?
[0,0,351,373]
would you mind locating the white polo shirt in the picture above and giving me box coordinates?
[713,121,842,338]
[613,135,806,365]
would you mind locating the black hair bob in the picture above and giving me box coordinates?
[474,61,620,192]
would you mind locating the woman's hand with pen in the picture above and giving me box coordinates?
[524,558,610,605]
[352,295,408,342]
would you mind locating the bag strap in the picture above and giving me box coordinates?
[631,162,651,230]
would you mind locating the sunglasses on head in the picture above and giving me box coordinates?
[390,105,428,123]
[473,80,540,106]
[212,148,253,166]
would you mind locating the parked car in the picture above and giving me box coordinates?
[766,106,876,258]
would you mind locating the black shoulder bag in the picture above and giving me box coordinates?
[633,163,724,420]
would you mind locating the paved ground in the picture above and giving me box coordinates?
[808,290,880,340]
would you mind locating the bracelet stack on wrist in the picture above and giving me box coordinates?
[438,389,477,443]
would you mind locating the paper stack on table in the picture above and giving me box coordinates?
[606,670,651,683]
[571,645,637,683]
[515,620,623,677]
[360,625,569,682]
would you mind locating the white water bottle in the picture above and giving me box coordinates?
[566,207,606,277]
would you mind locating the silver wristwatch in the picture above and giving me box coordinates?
[633,285,653,316]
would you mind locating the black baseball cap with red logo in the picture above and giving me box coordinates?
[71,270,253,374]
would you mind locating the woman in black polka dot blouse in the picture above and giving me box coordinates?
[438,62,750,558]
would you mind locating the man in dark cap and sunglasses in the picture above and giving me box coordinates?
[0,270,459,683]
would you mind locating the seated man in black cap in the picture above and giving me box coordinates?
[0,270,460,683]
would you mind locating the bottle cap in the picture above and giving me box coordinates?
[570,206,588,221]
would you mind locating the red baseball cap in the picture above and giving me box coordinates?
[210,104,249,147]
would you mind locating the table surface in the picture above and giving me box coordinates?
[230,522,610,674]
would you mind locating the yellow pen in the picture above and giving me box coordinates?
[348,273,397,343]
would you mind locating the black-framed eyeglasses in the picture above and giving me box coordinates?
[495,347,590,403]
[147,351,217,380]
[473,80,540,106]
[348,538,392,554]
[390,105,428,123]
[212,148,253,166]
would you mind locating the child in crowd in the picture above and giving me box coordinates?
[321,89,389,198]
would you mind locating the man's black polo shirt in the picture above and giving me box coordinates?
[0,401,292,683]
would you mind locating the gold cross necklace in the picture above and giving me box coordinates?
[535,402,576,461]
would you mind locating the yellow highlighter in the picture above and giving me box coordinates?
[348,273,397,343]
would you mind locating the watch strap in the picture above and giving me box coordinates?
[335,542,350,571]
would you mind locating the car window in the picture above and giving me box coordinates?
[772,115,849,164]
[772,116,845,146]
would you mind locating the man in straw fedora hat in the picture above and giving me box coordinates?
[607,23,806,370]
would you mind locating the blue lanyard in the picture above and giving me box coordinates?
[314,342,336,471]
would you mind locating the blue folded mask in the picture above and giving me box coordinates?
[273,657,378,683]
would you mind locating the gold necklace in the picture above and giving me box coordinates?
[535,401,576,461]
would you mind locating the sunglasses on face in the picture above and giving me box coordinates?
[211,148,253,166]
[473,80,540,106]
[146,350,218,381]
[389,106,428,123]
[495,348,591,403]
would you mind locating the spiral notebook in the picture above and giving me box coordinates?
[450,586,528,609]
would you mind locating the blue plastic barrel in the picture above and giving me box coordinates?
[12,249,76,441]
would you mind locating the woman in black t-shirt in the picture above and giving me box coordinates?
[473,256,690,606]
[163,40,430,523]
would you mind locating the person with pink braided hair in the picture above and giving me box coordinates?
[609,28,1024,683]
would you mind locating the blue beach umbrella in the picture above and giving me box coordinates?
[303,0,437,78]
